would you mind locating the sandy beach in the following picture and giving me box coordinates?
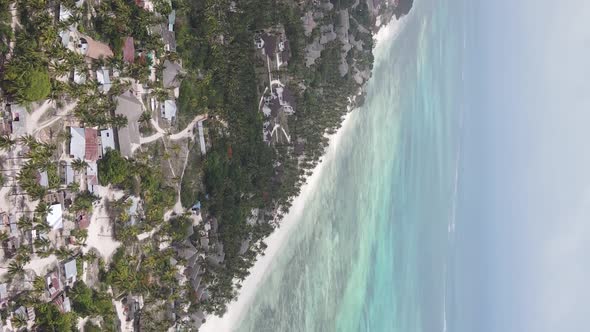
[200,111,355,331]
[199,18,403,332]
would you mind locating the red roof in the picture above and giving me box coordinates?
[122,37,135,63]
[85,128,99,161]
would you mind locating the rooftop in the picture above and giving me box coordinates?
[70,127,85,159]
[122,37,135,63]
[115,92,143,157]
[47,204,63,230]
[100,128,116,155]
[64,259,77,281]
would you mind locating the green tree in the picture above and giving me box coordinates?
[98,150,130,186]
[2,64,51,102]
[0,135,15,151]
[70,281,94,316]
[71,158,89,173]
[35,303,76,331]
[7,260,25,278]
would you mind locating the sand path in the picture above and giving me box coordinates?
[140,114,208,145]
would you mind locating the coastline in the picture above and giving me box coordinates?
[199,17,405,332]
[200,109,355,332]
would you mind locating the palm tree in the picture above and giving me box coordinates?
[55,247,73,260]
[17,216,33,232]
[0,231,9,244]
[71,158,89,173]
[32,275,46,295]
[34,237,51,252]
[0,135,15,151]
[35,220,51,234]
[11,314,27,329]
[19,134,38,149]
[140,111,152,124]
[35,201,52,218]
[7,260,25,278]
[71,229,88,245]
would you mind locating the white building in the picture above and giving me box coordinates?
[47,204,63,230]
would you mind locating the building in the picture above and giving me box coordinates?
[65,163,75,185]
[115,92,143,157]
[13,306,35,324]
[10,104,26,138]
[168,10,176,31]
[197,120,207,156]
[163,60,182,89]
[47,204,63,230]
[64,259,77,286]
[0,283,8,308]
[38,170,49,188]
[258,32,291,69]
[85,128,99,161]
[96,68,111,93]
[73,68,86,84]
[126,196,141,225]
[78,34,114,60]
[161,100,177,122]
[46,271,62,299]
[100,128,116,155]
[87,161,98,192]
[70,127,86,159]
[123,37,135,63]
[151,24,176,52]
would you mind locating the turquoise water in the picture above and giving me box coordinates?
[236,1,465,331]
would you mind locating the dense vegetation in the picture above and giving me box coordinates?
[173,0,368,316]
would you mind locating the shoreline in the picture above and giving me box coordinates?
[199,17,404,332]
[200,108,356,332]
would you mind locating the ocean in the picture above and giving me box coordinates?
[232,0,466,331]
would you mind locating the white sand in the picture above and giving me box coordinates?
[199,18,406,332]
[24,255,57,276]
[83,186,123,262]
[200,110,355,331]
[140,114,208,145]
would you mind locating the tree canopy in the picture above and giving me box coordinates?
[2,64,51,102]
[98,149,130,186]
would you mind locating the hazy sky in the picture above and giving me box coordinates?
[458,0,590,331]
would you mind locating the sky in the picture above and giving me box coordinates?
[457,0,590,331]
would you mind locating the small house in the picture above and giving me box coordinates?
[161,100,177,122]
[38,170,49,188]
[197,120,207,156]
[64,259,77,286]
[115,92,143,157]
[78,34,114,60]
[65,163,75,185]
[0,283,8,308]
[77,212,90,229]
[47,204,63,230]
[46,271,62,298]
[13,306,35,324]
[122,37,135,63]
[96,68,112,93]
[163,60,182,89]
[168,10,176,31]
[100,128,116,155]
[87,161,98,191]
[70,127,86,159]
[10,104,26,138]
[85,128,100,161]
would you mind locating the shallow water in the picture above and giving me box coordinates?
[236,1,465,330]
